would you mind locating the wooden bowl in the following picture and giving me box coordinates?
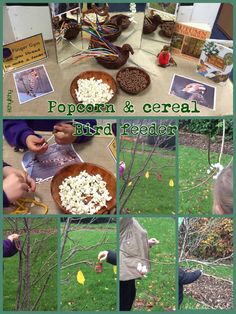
[116,66,151,95]
[70,71,117,104]
[109,14,131,30]
[51,162,116,214]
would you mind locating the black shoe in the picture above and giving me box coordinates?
[179,268,202,285]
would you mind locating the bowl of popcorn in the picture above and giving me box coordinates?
[70,71,117,105]
[51,163,116,214]
[83,10,109,25]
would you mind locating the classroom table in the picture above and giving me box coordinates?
[3,39,233,117]
[3,133,116,215]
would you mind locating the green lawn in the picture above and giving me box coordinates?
[134,218,176,311]
[120,142,176,214]
[179,145,232,214]
[3,219,57,311]
[60,222,117,311]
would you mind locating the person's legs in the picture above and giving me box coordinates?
[178,284,183,307]
[120,279,136,311]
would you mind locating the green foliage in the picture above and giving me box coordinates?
[179,119,233,141]
[120,141,176,214]
[179,145,232,214]
[134,218,176,311]
[202,41,219,56]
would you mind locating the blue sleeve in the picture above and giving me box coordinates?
[3,239,18,257]
[3,120,35,149]
[107,250,117,265]
[3,191,10,208]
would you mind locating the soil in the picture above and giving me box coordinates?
[185,274,233,309]
[179,131,233,155]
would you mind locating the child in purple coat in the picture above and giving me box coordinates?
[3,119,97,154]
[3,234,20,257]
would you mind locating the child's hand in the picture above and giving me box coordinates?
[8,234,20,242]
[26,174,36,192]
[53,123,77,144]
[26,135,48,154]
[3,173,30,203]
[3,167,36,193]
[148,238,159,247]
[3,166,26,179]
[98,251,108,262]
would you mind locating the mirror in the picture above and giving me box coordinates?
[104,3,145,50]
[141,3,178,55]
[49,3,82,63]
[50,3,145,64]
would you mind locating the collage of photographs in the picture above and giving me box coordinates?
[1,1,234,313]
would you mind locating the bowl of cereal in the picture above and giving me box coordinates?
[116,66,151,95]
[70,71,117,104]
[51,163,116,214]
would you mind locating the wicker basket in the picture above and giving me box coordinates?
[95,44,133,69]
[58,18,81,40]
[160,21,175,38]
[109,14,131,30]
[143,14,162,34]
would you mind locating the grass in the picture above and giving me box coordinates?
[180,261,233,281]
[60,222,117,311]
[120,141,176,214]
[179,145,232,214]
[3,219,57,311]
[179,261,233,310]
[134,218,176,311]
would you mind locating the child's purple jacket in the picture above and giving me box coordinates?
[3,119,97,149]
[3,239,18,257]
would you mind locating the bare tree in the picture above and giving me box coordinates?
[120,119,176,213]
[4,218,57,311]
[60,217,116,283]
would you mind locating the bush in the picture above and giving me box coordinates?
[180,218,233,261]
[179,119,233,141]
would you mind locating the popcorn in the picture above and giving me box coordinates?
[207,162,224,180]
[75,77,114,104]
[84,13,107,24]
[59,170,112,214]
[137,262,148,276]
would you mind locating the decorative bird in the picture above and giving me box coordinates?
[95,43,134,69]
[143,14,162,34]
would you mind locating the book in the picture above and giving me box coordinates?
[197,39,233,85]
[171,22,211,61]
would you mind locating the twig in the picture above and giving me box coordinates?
[31,274,51,311]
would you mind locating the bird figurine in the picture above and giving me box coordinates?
[95,43,134,69]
